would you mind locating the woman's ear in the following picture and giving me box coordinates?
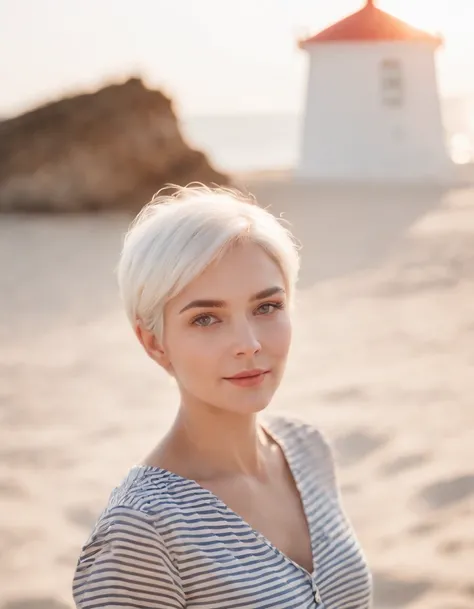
[134,320,173,373]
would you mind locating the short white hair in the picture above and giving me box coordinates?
[117,184,300,338]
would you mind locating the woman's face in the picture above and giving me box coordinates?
[162,241,292,415]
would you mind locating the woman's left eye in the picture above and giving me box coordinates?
[256,302,283,315]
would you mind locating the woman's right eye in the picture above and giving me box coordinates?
[191,314,219,327]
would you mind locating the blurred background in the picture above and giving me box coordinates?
[0,1,473,608]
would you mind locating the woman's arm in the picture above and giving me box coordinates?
[73,505,185,609]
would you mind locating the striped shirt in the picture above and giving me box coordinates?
[73,414,373,608]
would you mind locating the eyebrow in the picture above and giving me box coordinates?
[179,286,286,314]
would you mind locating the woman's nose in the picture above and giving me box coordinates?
[232,321,262,357]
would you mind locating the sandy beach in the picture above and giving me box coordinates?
[1,178,473,609]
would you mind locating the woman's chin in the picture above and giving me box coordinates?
[221,395,273,415]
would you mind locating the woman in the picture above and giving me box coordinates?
[73,185,372,608]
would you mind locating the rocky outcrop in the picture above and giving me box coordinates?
[0,78,228,212]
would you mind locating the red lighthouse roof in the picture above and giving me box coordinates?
[300,0,442,47]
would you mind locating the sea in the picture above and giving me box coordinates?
[182,110,474,174]
[181,114,302,174]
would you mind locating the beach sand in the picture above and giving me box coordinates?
[1,178,473,608]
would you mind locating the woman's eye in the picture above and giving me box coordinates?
[256,302,282,315]
[192,314,218,327]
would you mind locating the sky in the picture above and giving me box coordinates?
[1,0,474,118]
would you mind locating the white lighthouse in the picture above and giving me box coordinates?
[297,0,453,184]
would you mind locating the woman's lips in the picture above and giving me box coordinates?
[224,370,270,387]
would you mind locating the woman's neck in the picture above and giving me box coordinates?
[151,401,271,482]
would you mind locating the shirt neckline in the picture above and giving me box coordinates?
[133,414,318,580]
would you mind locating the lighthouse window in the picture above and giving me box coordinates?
[380,59,403,107]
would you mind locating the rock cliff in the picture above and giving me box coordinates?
[0,78,228,212]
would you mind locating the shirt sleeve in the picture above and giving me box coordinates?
[72,505,185,609]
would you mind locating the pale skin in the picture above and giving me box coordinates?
[135,241,314,574]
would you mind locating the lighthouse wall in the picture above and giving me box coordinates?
[297,42,453,183]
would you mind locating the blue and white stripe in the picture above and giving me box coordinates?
[73,415,372,608]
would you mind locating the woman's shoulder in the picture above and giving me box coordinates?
[262,411,338,489]
[73,467,187,607]
[262,411,334,458]
[84,465,207,545]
